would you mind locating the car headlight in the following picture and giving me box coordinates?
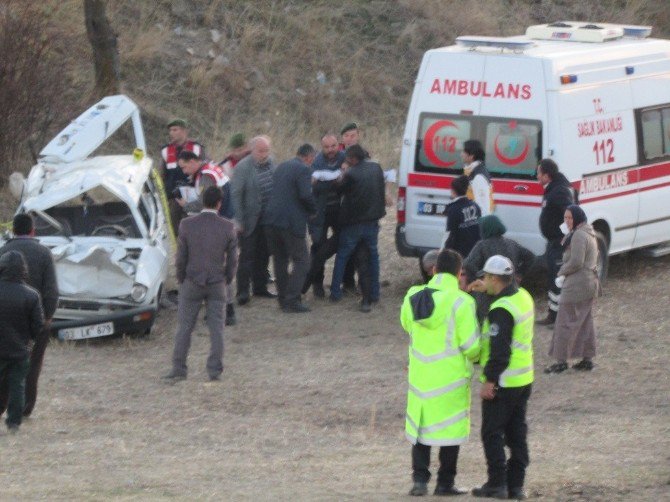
[130,284,148,302]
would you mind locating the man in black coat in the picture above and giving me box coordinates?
[0,214,58,418]
[536,159,575,325]
[0,251,45,431]
[444,175,482,259]
[329,144,386,311]
[265,144,317,313]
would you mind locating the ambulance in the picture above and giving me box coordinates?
[395,21,670,280]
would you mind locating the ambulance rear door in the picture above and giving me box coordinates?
[479,56,547,255]
[403,51,486,251]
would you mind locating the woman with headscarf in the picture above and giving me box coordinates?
[545,205,601,373]
[464,215,535,323]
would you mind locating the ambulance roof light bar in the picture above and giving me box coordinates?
[455,36,535,52]
[526,22,652,43]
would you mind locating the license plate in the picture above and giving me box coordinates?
[417,201,448,216]
[59,321,114,340]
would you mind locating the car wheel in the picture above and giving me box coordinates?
[595,231,609,285]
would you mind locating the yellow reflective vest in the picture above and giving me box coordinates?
[479,288,535,387]
[400,273,481,446]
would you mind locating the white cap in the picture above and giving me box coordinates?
[478,255,514,276]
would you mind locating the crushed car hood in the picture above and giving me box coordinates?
[51,242,135,298]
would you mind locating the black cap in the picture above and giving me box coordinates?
[340,122,358,135]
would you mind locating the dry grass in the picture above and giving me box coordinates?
[0,215,668,500]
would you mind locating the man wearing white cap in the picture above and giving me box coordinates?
[469,255,534,500]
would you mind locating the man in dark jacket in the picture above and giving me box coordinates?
[0,214,58,418]
[536,159,575,325]
[303,133,346,298]
[329,144,386,311]
[444,175,482,259]
[265,144,317,313]
[0,251,45,431]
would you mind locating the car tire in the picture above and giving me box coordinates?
[594,231,609,285]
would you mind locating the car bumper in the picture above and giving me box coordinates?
[395,224,432,258]
[50,305,157,340]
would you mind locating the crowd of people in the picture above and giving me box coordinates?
[399,143,603,498]
[157,120,389,382]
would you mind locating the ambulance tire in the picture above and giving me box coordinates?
[595,230,609,284]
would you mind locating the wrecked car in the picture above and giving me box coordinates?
[7,95,170,340]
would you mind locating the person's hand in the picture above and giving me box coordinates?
[468,279,486,293]
[480,382,497,400]
[175,197,186,207]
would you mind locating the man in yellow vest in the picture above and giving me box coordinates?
[400,249,480,496]
[469,255,534,500]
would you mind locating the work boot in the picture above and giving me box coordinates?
[508,487,527,500]
[408,481,428,496]
[471,483,508,499]
[225,303,236,326]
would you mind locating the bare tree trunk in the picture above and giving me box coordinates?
[84,0,120,98]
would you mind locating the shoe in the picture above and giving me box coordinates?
[536,313,556,326]
[208,374,221,382]
[508,487,527,500]
[7,424,19,434]
[329,294,341,303]
[282,302,311,313]
[434,484,467,496]
[237,295,250,306]
[471,483,508,499]
[359,300,372,313]
[254,290,278,299]
[543,362,568,374]
[225,304,236,326]
[313,283,325,298]
[408,481,428,496]
[161,371,186,382]
[572,359,594,371]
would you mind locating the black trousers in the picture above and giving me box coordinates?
[306,206,356,289]
[265,226,310,307]
[546,240,563,314]
[412,442,460,486]
[236,224,271,299]
[481,384,532,489]
[0,327,50,417]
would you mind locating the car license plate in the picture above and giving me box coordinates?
[417,201,448,216]
[59,321,114,340]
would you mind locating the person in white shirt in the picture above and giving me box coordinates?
[461,139,494,216]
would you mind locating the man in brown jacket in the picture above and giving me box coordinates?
[162,186,238,382]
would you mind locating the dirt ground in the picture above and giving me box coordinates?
[1,214,669,501]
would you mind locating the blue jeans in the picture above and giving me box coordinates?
[330,222,380,301]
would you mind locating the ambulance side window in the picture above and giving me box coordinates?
[640,109,664,160]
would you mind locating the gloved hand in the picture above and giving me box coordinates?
[555,275,565,288]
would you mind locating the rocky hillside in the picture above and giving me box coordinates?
[2,0,669,171]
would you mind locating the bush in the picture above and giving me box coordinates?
[0,1,71,182]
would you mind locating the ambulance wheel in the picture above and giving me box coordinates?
[595,231,609,284]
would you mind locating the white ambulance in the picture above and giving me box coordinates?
[396,22,670,279]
